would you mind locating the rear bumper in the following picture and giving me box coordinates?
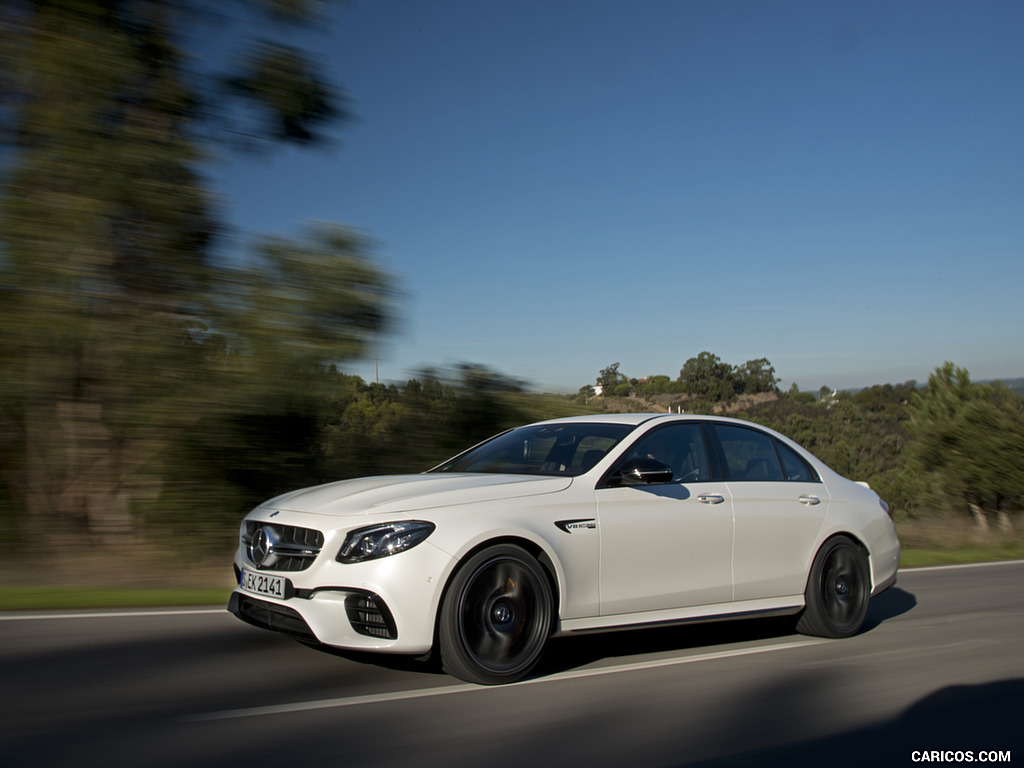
[871,568,898,596]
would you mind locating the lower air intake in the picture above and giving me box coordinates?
[345,594,398,640]
[230,593,317,643]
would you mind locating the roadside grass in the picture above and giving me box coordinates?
[895,516,1024,568]
[0,541,237,611]
[898,542,1024,569]
[0,587,232,612]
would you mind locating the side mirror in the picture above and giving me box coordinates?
[618,457,673,486]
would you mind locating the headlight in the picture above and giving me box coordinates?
[337,521,436,564]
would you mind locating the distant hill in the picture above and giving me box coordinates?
[839,377,1024,397]
[991,378,1024,396]
[598,377,1024,410]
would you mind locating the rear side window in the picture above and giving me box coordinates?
[776,440,818,482]
[712,424,819,482]
[714,425,783,481]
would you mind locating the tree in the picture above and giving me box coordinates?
[786,383,817,405]
[678,352,735,402]
[0,1,391,544]
[634,374,672,398]
[851,381,917,419]
[907,363,1024,532]
[734,358,779,395]
[597,363,627,397]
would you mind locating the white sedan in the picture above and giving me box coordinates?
[229,414,900,684]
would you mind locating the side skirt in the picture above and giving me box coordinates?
[555,596,805,637]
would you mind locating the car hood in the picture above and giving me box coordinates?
[258,473,573,517]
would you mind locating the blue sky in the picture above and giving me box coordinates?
[215,0,1024,393]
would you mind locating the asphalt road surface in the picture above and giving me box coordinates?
[2,561,1022,768]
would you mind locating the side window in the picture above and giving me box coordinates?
[776,440,819,482]
[713,425,783,481]
[619,424,711,483]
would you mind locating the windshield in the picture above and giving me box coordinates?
[431,422,636,476]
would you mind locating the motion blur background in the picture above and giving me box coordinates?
[1,0,1022,579]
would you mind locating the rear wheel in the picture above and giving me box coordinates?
[439,544,553,685]
[796,535,870,638]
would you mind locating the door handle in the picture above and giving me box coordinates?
[799,495,821,506]
[697,493,725,505]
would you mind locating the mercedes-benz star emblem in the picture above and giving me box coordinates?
[249,526,278,567]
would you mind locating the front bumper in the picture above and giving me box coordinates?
[229,525,456,655]
[229,591,319,642]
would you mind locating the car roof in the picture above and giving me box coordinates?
[530,413,754,428]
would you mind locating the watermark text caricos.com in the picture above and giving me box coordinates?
[911,751,1012,763]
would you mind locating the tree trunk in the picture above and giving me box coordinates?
[996,510,1014,536]
[17,398,137,545]
[969,501,989,533]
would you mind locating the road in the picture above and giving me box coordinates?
[2,561,1022,768]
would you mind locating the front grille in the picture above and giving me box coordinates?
[243,520,324,571]
[345,594,398,640]
[230,593,317,642]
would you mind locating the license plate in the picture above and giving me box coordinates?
[240,568,289,599]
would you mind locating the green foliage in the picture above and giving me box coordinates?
[852,381,917,414]
[0,0,381,545]
[634,375,673,398]
[225,40,339,144]
[785,383,817,405]
[216,224,394,379]
[0,587,234,611]
[671,353,781,402]
[679,352,735,401]
[907,363,1024,527]
[596,362,627,396]
[734,357,779,395]
[591,355,778,403]
[733,385,919,517]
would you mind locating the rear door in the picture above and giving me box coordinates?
[710,424,829,600]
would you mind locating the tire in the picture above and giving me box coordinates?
[796,535,870,638]
[438,544,553,685]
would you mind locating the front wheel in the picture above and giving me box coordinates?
[796,535,870,638]
[439,544,553,685]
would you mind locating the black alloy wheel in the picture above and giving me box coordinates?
[439,544,553,685]
[796,535,870,638]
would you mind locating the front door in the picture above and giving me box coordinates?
[595,422,734,615]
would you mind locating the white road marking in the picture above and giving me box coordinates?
[900,559,1024,574]
[188,637,832,722]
